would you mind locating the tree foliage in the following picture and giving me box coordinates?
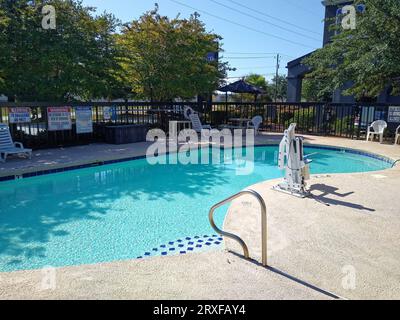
[272,74,287,102]
[118,7,228,101]
[302,77,332,102]
[304,0,400,100]
[239,74,271,102]
[245,74,268,91]
[0,2,227,102]
[0,4,10,87]
[0,0,124,101]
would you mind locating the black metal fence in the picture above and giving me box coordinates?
[0,101,399,149]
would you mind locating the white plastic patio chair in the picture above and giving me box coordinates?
[366,120,387,144]
[247,116,263,134]
[0,123,32,162]
[395,125,400,145]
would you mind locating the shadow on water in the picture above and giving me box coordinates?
[0,145,385,268]
[0,148,272,267]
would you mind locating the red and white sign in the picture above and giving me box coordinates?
[47,107,72,131]
[8,107,31,123]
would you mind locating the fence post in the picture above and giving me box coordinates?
[356,105,362,140]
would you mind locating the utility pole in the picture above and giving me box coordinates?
[274,53,280,102]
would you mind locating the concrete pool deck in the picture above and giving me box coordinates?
[0,134,399,299]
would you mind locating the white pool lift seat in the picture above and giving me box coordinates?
[247,116,263,134]
[395,125,400,145]
[0,123,32,162]
[366,120,387,144]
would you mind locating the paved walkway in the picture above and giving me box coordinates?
[0,134,399,299]
[0,142,154,177]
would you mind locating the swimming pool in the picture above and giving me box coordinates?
[0,145,392,272]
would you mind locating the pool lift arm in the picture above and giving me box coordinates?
[273,123,312,198]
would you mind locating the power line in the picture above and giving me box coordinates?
[224,52,294,61]
[209,0,321,42]
[226,0,322,37]
[234,66,278,70]
[280,53,297,60]
[224,52,278,55]
[168,0,317,50]
[226,73,283,79]
[222,56,276,60]
[284,0,322,18]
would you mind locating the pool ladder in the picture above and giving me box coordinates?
[209,189,268,267]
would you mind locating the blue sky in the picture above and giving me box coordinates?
[82,0,326,82]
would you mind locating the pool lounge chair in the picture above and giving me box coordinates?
[0,123,32,162]
[366,120,387,144]
[247,116,263,134]
[188,113,213,133]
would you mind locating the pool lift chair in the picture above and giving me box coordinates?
[273,123,312,198]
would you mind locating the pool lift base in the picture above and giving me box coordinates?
[272,184,310,199]
[273,123,312,199]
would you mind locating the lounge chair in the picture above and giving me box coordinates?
[366,120,387,144]
[395,125,400,145]
[247,116,263,134]
[189,113,213,133]
[0,123,32,162]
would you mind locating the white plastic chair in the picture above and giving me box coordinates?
[0,123,32,162]
[366,120,387,144]
[395,125,400,145]
[247,116,263,134]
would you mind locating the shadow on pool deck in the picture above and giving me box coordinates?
[228,251,342,300]
[309,184,375,212]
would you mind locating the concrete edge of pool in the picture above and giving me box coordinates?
[0,134,400,300]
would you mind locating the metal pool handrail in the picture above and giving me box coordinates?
[393,159,400,168]
[208,189,268,267]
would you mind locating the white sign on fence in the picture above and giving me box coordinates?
[75,107,93,134]
[103,107,112,121]
[47,107,72,131]
[8,107,31,123]
[388,106,400,123]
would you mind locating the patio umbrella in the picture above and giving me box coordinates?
[218,79,266,96]
[218,79,266,117]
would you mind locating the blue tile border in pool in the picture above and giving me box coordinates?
[0,144,394,183]
[138,234,224,260]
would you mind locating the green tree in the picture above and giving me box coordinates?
[302,77,332,102]
[0,0,123,101]
[118,7,228,101]
[241,74,272,102]
[245,74,268,91]
[0,5,10,88]
[271,74,287,102]
[304,0,400,100]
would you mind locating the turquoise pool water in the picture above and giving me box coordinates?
[0,146,391,271]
